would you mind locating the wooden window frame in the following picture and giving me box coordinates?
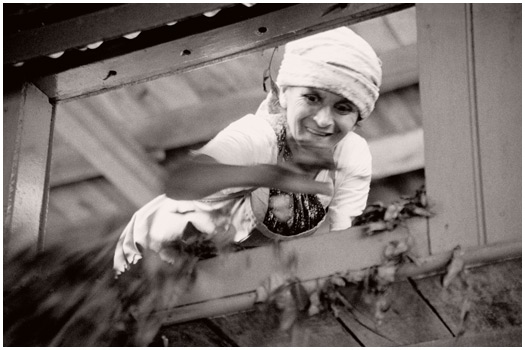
[4,3,521,324]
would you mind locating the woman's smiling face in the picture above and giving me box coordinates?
[279,86,359,150]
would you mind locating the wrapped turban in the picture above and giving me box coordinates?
[276,27,382,120]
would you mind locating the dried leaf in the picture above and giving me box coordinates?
[377,265,397,284]
[384,203,402,221]
[364,221,388,235]
[374,294,390,323]
[410,206,433,217]
[383,243,397,260]
[354,186,430,228]
[256,272,289,302]
[460,297,471,322]
[383,239,411,266]
[405,252,422,266]
[419,190,428,207]
[280,306,298,331]
[352,203,385,226]
[330,275,346,287]
[308,292,322,316]
[394,240,409,255]
[274,287,294,311]
[344,269,368,283]
[161,335,169,347]
[308,304,320,317]
[457,297,471,337]
[377,294,391,313]
[255,285,270,303]
[442,246,465,288]
[330,304,341,318]
[291,281,310,312]
[385,220,398,231]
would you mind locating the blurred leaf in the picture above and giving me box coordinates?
[290,281,310,312]
[308,292,322,316]
[374,294,390,323]
[330,275,347,287]
[279,303,299,331]
[258,271,289,302]
[352,203,385,226]
[274,287,294,311]
[377,265,397,284]
[354,186,432,228]
[344,269,368,283]
[384,203,402,221]
[161,335,169,347]
[442,246,465,288]
[330,304,341,318]
[456,297,471,337]
[419,190,428,207]
[409,205,433,217]
[364,221,388,235]
[383,240,410,262]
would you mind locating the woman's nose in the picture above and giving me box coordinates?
[313,108,334,128]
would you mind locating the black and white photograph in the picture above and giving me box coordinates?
[4,3,521,347]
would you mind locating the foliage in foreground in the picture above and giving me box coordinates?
[3,224,230,347]
[255,187,471,344]
[5,187,471,346]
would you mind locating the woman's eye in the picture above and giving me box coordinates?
[335,104,355,114]
[304,94,321,103]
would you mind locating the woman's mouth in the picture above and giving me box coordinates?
[306,127,332,137]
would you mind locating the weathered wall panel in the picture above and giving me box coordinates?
[416,4,483,252]
[417,4,522,252]
[472,4,522,243]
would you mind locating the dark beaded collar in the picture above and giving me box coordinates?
[262,125,326,236]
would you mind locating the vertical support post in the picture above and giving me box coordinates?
[4,82,55,257]
[416,4,484,253]
[417,4,522,253]
[471,4,521,244]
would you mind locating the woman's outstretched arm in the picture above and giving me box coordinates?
[164,154,333,200]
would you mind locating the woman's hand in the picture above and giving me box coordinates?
[286,138,337,173]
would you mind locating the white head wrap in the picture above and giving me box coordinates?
[276,27,382,120]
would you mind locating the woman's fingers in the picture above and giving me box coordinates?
[286,139,337,171]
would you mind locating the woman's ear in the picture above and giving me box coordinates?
[278,87,288,109]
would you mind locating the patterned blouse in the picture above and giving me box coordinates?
[262,123,326,236]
